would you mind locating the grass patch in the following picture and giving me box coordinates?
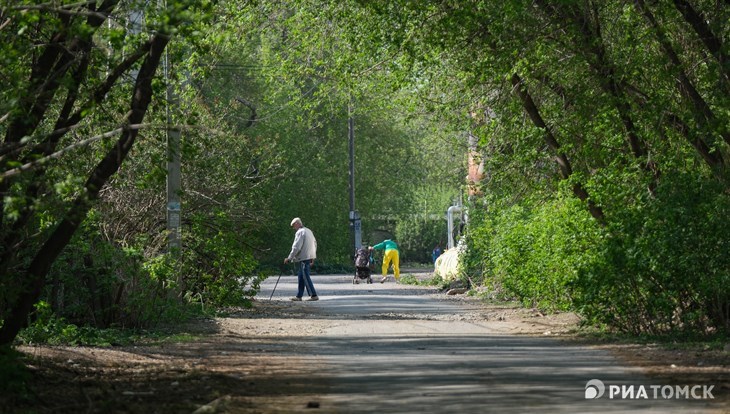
[16,301,213,347]
[398,273,451,290]
[17,323,207,348]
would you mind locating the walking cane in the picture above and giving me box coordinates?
[269,265,285,300]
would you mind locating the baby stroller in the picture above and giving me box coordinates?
[353,246,373,284]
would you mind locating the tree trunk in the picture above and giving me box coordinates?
[511,74,606,224]
[0,0,126,275]
[536,0,661,192]
[635,0,730,150]
[671,0,729,86]
[0,41,152,279]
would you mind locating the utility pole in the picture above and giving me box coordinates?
[348,100,362,251]
[131,5,180,250]
[165,49,182,253]
[160,0,182,298]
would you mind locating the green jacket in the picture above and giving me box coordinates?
[372,239,398,252]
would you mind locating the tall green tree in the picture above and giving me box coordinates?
[198,1,465,265]
[0,0,214,345]
[306,0,729,333]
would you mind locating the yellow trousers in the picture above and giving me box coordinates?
[382,249,400,280]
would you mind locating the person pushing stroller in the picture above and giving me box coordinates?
[369,239,400,283]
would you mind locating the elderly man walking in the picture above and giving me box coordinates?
[283,217,319,301]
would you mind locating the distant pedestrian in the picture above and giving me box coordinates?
[284,217,319,301]
[432,243,442,264]
[370,239,400,283]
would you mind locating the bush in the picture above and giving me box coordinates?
[18,301,128,346]
[572,174,730,335]
[44,217,152,329]
[464,193,602,312]
[35,208,263,334]
[181,211,261,308]
[465,172,730,336]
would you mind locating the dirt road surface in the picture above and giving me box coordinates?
[12,272,730,413]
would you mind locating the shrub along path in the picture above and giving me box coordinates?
[9,273,729,413]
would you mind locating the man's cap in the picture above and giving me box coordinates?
[290,217,302,227]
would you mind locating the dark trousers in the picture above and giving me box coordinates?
[296,260,317,298]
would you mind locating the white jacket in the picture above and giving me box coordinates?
[287,226,317,262]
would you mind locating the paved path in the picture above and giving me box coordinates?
[253,273,722,413]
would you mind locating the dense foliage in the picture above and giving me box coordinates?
[342,0,728,335]
[0,0,459,347]
[196,2,462,267]
[0,0,267,345]
[1,0,727,347]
